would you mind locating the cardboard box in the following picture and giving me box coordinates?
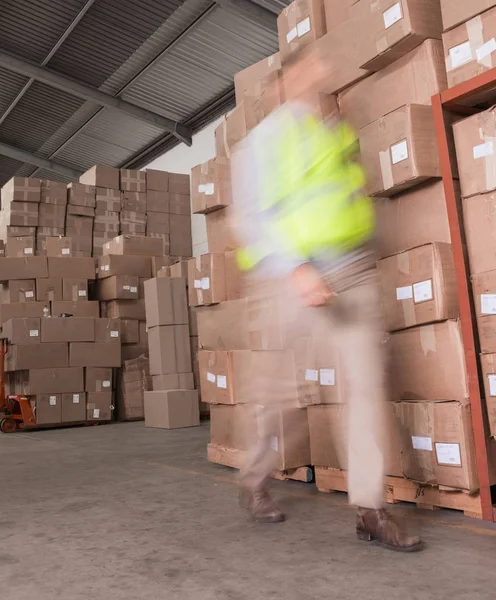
[480,353,496,437]
[463,192,496,274]
[61,392,86,423]
[97,255,151,279]
[243,74,285,131]
[121,344,149,361]
[209,404,255,450]
[146,211,170,235]
[36,278,63,302]
[197,299,250,350]
[358,0,442,71]
[224,250,243,301]
[454,108,496,199]
[169,173,190,195]
[0,280,36,303]
[5,342,68,371]
[360,105,440,197]
[2,177,41,203]
[0,302,48,324]
[277,0,326,62]
[152,373,195,391]
[188,254,226,306]
[0,257,48,282]
[339,39,447,131]
[20,367,84,394]
[6,236,35,258]
[31,395,62,425]
[39,204,66,228]
[169,215,192,257]
[2,317,41,344]
[85,367,113,392]
[234,53,281,104]
[62,279,88,302]
[96,275,139,301]
[146,232,170,253]
[191,158,232,214]
[80,165,120,189]
[144,390,200,429]
[150,256,172,278]
[120,169,146,193]
[389,320,468,401]
[121,191,146,213]
[215,108,246,160]
[95,188,121,212]
[47,257,95,279]
[323,0,358,28]
[1,226,36,238]
[120,319,139,344]
[103,235,164,257]
[199,350,252,404]
[70,342,122,368]
[41,317,95,343]
[205,207,238,254]
[144,277,188,328]
[103,299,146,321]
[376,181,451,259]
[146,169,169,192]
[45,237,72,257]
[377,243,458,332]
[87,392,113,421]
[395,400,478,491]
[146,190,169,213]
[67,204,95,217]
[68,183,96,207]
[148,324,191,375]
[51,301,100,318]
[471,271,496,353]
[95,318,121,343]
[440,0,496,32]
[169,261,189,280]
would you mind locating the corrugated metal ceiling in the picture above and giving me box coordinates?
[0,0,286,186]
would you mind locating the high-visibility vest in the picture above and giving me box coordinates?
[237,112,375,271]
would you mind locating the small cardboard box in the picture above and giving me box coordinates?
[205,207,238,254]
[144,277,188,328]
[21,367,84,394]
[95,318,121,343]
[36,278,63,302]
[103,235,165,257]
[215,108,247,159]
[85,367,113,392]
[144,390,200,429]
[463,192,496,275]
[152,373,195,391]
[61,392,86,423]
[187,254,226,306]
[146,169,169,192]
[277,0,326,62]
[120,169,146,193]
[199,350,252,404]
[70,342,122,368]
[191,158,232,214]
[80,165,119,190]
[41,317,95,343]
[68,183,96,207]
[148,324,191,375]
[41,180,67,205]
[2,177,41,203]
[197,299,250,350]
[87,392,113,421]
[440,0,496,32]
[146,211,170,235]
[97,254,152,279]
[5,342,68,371]
[0,280,36,303]
[471,270,496,353]
[146,190,169,214]
[51,301,100,318]
[62,279,88,302]
[96,275,139,301]
[121,191,146,213]
[2,317,41,344]
[46,237,72,257]
[377,243,459,332]
[6,236,35,258]
[32,395,62,425]
[47,257,95,279]
[169,173,190,195]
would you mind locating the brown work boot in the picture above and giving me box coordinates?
[356,507,423,552]
[239,487,286,523]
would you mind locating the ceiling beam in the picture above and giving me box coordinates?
[0,50,193,146]
[0,142,82,179]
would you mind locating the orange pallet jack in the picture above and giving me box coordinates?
[0,338,35,433]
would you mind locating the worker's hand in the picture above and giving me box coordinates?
[291,263,335,307]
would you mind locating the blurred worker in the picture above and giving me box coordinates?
[231,46,422,552]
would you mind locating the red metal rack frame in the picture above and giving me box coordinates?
[432,68,496,522]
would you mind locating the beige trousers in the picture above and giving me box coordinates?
[240,265,386,510]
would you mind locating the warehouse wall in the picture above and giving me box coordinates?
[145,117,224,257]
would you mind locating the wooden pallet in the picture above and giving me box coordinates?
[207,443,314,483]
[315,467,483,519]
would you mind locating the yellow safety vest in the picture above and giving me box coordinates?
[237,113,374,271]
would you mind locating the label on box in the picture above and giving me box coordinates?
[78,290,87,297]
[270,435,279,452]
[204,183,215,196]
[217,375,227,389]
[102,264,110,272]
[23,247,33,255]
[93,409,100,419]
[476,38,496,62]
[481,294,496,314]
[207,372,216,383]
[473,141,494,159]
[435,442,461,466]
[62,248,71,255]
[297,17,311,37]
[123,285,131,291]
[49,396,57,406]
[25,291,34,298]
[412,436,432,451]
[320,369,335,386]
[130,286,138,293]
[198,184,205,193]
[286,27,298,43]
[488,375,496,397]
[383,2,402,29]
[413,279,433,303]
[305,369,319,382]
[396,285,413,300]
[201,277,210,290]
[110,330,119,338]
[73,394,80,404]
[103,380,111,388]
[390,140,408,164]
[450,41,473,68]
[194,279,202,289]
[29,329,39,337]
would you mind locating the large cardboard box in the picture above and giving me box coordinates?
[97,254,152,278]
[120,169,146,193]
[376,181,451,259]
[0,301,48,324]
[31,395,62,425]
[80,165,119,189]
[339,39,447,131]
[191,158,231,214]
[377,243,458,331]
[96,275,139,301]
[2,177,41,203]
[0,257,48,282]
[277,0,326,62]
[146,169,169,192]
[210,404,255,450]
[360,105,440,197]
[121,191,146,213]
[389,320,468,401]
[358,0,442,71]
[395,400,478,491]
[224,250,243,301]
[234,53,281,104]
[144,277,188,328]
[20,367,84,394]
[103,299,146,321]
[197,299,249,350]
[2,317,41,344]
[215,107,248,159]
[95,188,121,212]
[471,271,496,353]
[480,353,496,437]
[67,183,96,207]
[463,192,496,274]
[144,390,200,429]
[441,0,496,32]
[36,278,63,302]
[70,342,122,368]
[146,211,170,236]
[47,257,95,279]
[152,373,195,391]
[41,317,95,343]
[169,173,190,195]
[103,235,164,257]
[169,214,192,257]
[46,237,72,257]
[243,73,285,131]
[199,350,251,404]
[39,204,66,228]
[0,280,36,303]
[51,301,100,318]
[1,202,39,227]
[85,367,113,392]
[6,236,35,258]
[87,392,113,421]
[187,254,226,306]
[205,207,238,254]
[5,343,68,371]
[148,324,191,375]
[61,392,87,423]
[454,109,496,199]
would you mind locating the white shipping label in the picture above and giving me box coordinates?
[488,375,496,397]
[110,330,119,338]
[62,248,71,255]
[383,2,402,29]
[25,291,34,298]
[49,396,57,406]
[23,247,33,255]
[217,375,227,389]
[123,285,131,291]
[320,369,336,386]
[194,279,202,289]
[198,184,206,193]
[305,369,319,382]
[413,279,433,303]
[201,277,210,290]
[203,183,215,196]
[450,41,473,68]
[396,285,413,300]
[477,38,496,62]
[103,380,111,388]
[207,372,216,383]
[412,436,433,451]
[103,264,110,272]
[473,141,494,159]
[130,286,138,293]
[435,442,462,466]
[286,27,298,43]
[297,17,311,37]
[390,140,409,165]
[93,409,100,419]
[73,394,80,404]
[78,290,87,297]
[270,435,279,452]
[29,329,39,337]
[481,294,496,315]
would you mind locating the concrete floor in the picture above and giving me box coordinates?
[2,423,496,600]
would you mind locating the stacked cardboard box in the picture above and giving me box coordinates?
[116,355,151,421]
